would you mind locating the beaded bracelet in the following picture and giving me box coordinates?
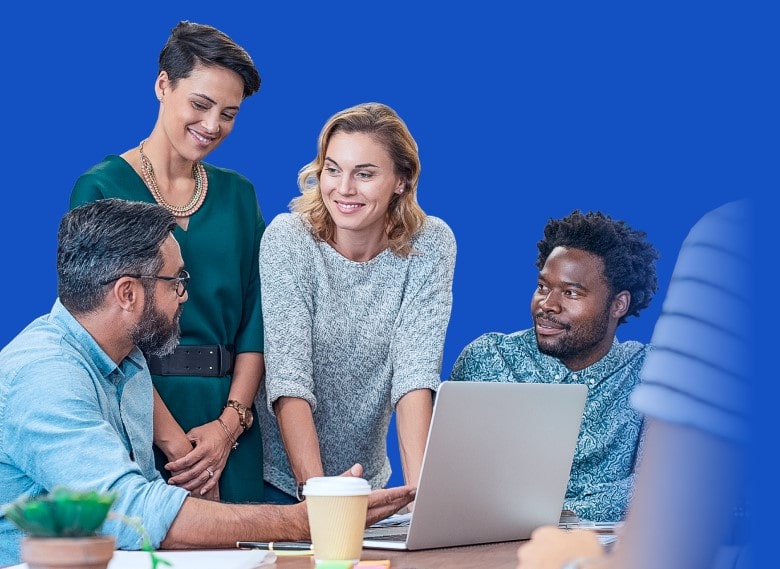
[217,417,239,450]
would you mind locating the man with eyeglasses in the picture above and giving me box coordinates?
[0,198,414,567]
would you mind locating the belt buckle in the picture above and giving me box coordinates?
[217,345,234,376]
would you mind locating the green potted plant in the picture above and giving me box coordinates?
[2,487,117,569]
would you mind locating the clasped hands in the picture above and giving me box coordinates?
[165,419,234,500]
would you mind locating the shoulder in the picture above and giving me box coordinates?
[1,318,85,389]
[203,163,256,194]
[612,339,652,367]
[450,329,534,381]
[459,330,533,359]
[77,155,128,177]
[415,216,455,244]
[261,213,311,248]
[410,216,456,257]
[71,156,140,206]
[265,212,306,234]
[72,156,130,187]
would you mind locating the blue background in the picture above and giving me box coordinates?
[2,1,773,556]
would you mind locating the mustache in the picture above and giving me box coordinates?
[534,312,570,330]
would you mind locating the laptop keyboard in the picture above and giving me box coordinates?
[363,526,410,541]
[363,532,408,542]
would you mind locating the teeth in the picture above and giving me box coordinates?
[190,130,211,143]
[338,203,360,209]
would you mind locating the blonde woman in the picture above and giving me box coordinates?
[258,102,456,504]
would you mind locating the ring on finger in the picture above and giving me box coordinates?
[206,468,214,478]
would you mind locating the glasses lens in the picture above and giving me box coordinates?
[177,270,190,296]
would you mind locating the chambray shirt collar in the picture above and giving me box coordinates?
[50,299,146,382]
[534,335,621,387]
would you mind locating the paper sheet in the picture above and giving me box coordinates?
[369,512,412,527]
[7,548,277,569]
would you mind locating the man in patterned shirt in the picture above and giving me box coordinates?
[450,210,660,522]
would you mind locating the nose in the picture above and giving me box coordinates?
[202,112,221,135]
[336,173,356,196]
[538,290,561,313]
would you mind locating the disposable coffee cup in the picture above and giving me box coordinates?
[303,476,371,565]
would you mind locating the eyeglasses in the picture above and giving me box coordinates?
[100,269,190,297]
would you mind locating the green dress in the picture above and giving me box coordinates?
[70,155,265,503]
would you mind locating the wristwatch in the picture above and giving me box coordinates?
[225,399,252,431]
[296,481,306,502]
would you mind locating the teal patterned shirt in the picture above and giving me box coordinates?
[449,329,648,521]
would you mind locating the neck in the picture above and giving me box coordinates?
[73,310,135,365]
[330,229,389,262]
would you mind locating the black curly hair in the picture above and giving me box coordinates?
[536,210,660,325]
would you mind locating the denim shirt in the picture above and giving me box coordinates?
[0,300,188,566]
[450,329,648,522]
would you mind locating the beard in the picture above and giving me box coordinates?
[534,306,610,362]
[132,295,182,357]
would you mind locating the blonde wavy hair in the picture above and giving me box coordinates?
[291,102,426,257]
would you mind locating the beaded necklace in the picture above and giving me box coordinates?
[138,139,208,217]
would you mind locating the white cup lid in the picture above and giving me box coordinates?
[302,476,371,496]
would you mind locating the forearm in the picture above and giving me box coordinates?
[219,352,264,438]
[274,397,324,483]
[152,386,192,461]
[396,389,434,487]
[162,498,309,548]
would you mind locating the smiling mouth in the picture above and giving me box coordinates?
[335,201,363,210]
[189,128,215,144]
[535,315,567,331]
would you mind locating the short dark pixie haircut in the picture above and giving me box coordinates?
[159,20,261,99]
[57,199,177,314]
[536,210,660,325]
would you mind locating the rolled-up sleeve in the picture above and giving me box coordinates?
[1,356,188,550]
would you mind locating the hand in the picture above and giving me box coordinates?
[335,464,416,527]
[165,420,233,496]
[516,526,605,569]
[365,485,416,527]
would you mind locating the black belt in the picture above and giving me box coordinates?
[146,344,235,377]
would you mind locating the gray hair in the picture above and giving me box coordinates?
[57,199,177,313]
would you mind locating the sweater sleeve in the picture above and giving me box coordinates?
[259,214,318,412]
[389,217,457,406]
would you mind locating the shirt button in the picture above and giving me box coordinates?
[554,374,561,380]
[572,374,578,380]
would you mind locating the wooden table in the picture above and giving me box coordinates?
[275,540,523,569]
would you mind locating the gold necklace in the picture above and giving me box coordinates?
[138,139,208,217]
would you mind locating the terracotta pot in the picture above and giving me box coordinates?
[21,535,115,569]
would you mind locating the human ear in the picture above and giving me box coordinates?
[113,277,140,312]
[155,71,170,101]
[612,290,631,319]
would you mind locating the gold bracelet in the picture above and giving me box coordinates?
[217,417,238,450]
[225,399,251,431]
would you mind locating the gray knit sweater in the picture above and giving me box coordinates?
[257,212,456,496]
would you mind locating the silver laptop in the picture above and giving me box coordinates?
[363,380,587,550]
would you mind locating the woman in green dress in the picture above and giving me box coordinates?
[70,21,265,503]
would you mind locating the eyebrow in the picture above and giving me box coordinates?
[538,275,588,291]
[324,157,380,169]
